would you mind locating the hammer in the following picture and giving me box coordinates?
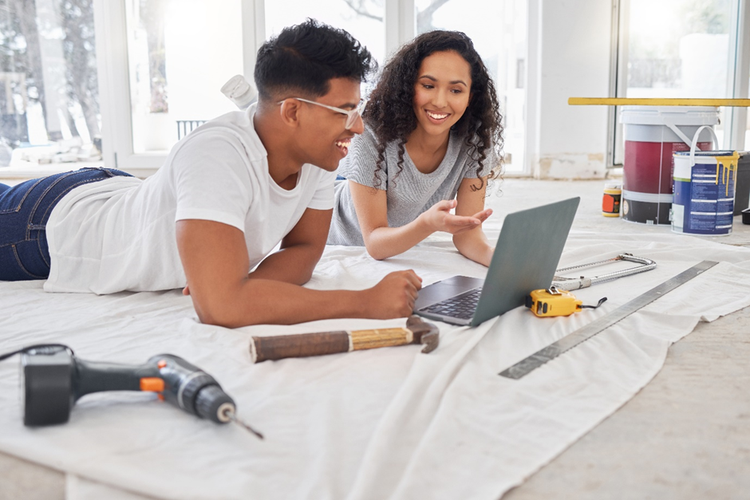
[249,315,439,363]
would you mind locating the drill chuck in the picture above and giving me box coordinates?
[195,384,236,423]
[175,372,220,416]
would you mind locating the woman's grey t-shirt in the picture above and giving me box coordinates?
[328,127,492,246]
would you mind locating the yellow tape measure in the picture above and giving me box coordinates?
[526,287,607,318]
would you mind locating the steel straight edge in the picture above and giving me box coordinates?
[568,97,750,107]
[499,260,719,380]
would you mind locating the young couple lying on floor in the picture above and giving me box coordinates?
[0,20,502,328]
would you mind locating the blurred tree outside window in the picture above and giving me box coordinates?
[0,0,101,167]
[266,0,386,66]
[139,0,168,114]
[127,0,243,153]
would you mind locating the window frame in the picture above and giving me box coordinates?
[727,0,750,150]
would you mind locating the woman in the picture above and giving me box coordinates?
[327,30,503,266]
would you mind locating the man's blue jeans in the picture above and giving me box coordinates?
[0,167,132,281]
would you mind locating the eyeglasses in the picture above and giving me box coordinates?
[277,97,365,130]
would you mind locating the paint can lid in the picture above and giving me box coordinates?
[620,106,719,126]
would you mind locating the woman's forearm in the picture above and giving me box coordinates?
[363,216,434,260]
[453,227,494,267]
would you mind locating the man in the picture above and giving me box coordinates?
[0,20,422,327]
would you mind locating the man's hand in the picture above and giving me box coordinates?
[420,199,492,235]
[363,270,423,318]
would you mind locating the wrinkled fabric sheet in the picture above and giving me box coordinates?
[1,213,750,500]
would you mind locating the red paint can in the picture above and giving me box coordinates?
[620,106,719,225]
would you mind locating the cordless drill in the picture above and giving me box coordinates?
[16,345,249,431]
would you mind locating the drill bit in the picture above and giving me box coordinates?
[221,406,264,440]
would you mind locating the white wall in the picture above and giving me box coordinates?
[527,0,612,179]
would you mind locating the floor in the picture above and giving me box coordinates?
[1,178,749,500]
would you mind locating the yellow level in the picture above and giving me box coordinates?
[568,97,750,107]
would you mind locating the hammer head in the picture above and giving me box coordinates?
[406,315,440,353]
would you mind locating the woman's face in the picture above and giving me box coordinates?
[412,50,472,138]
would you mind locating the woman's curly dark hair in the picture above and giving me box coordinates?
[364,30,503,190]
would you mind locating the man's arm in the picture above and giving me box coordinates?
[176,215,422,328]
[247,208,331,285]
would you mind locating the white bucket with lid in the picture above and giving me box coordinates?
[620,106,719,225]
[672,125,739,236]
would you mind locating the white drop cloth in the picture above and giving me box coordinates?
[1,197,750,500]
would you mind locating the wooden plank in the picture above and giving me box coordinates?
[569,97,750,107]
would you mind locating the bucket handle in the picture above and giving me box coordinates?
[689,125,719,166]
[660,111,711,149]
[662,121,697,147]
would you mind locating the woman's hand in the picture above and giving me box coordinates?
[349,180,491,261]
[420,199,492,235]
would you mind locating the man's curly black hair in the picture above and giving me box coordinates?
[254,19,376,101]
[364,30,503,190]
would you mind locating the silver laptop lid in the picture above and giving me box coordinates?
[470,197,580,326]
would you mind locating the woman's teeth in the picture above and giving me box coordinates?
[427,111,449,120]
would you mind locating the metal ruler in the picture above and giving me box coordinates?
[499,260,719,380]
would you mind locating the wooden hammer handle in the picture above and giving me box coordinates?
[250,331,350,363]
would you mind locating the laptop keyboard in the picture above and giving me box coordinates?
[420,287,483,320]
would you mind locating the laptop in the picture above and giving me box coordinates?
[413,197,580,326]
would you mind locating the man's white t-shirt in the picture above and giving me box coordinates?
[44,104,335,294]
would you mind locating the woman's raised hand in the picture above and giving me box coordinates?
[420,199,492,235]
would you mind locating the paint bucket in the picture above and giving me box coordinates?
[620,106,719,224]
[672,126,739,236]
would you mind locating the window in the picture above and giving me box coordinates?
[0,0,101,170]
[3,0,531,175]
[612,0,748,166]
